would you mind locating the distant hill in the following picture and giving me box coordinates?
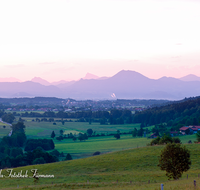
[133,95,200,130]
[31,77,51,86]
[1,70,200,99]
[97,76,109,80]
[179,74,200,82]
[0,81,62,98]
[62,70,200,99]
[51,80,68,85]
[83,73,99,80]
[56,81,76,89]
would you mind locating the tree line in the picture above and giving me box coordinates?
[132,96,200,131]
[0,121,72,169]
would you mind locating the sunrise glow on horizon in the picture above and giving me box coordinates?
[0,0,200,82]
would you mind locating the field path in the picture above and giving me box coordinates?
[0,118,12,126]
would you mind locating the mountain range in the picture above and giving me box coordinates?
[1,70,200,100]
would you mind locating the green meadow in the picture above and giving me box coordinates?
[0,118,199,189]
[0,144,200,189]
[22,119,198,159]
[55,134,197,159]
[23,119,141,138]
[0,122,12,138]
[1,119,198,159]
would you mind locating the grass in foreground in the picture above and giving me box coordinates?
[0,143,200,190]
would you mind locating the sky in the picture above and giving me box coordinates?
[0,0,200,82]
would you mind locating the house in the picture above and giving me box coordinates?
[193,126,200,131]
[179,126,192,135]
[189,126,200,134]
[180,126,200,135]
[149,133,158,139]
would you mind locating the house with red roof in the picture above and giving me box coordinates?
[189,126,200,133]
[180,126,192,135]
[149,133,158,138]
[180,126,200,135]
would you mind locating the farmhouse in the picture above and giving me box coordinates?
[190,126,200,133]
[179,126,200,135]
[149,133,158,138]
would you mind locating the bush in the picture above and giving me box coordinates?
[65,153,72,160]
[150,135,181,145]
[93,151,101,156]
[73,137,77,142]
[56,136,63,141]
[114,134,120,139]
[49,149,60,157]
[32,157,46,165]
[172,137,181,144]
[78,133,88,141]
[159,134,173,144]
[150,136,160,145]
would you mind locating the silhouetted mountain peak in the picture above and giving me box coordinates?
[158,76,179,80]
[111,70,149,81]
[83,73,99,80]
[1,70,200,100]
[31,77,51,86]
[179,74,200,82]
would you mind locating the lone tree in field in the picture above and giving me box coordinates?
[114,133,120,139]
[158,143,191,180]
[51,131,56,139]
[73,137,77,142]
[65,153,72,160]
[87,128,93,136]
[60,129,64,136]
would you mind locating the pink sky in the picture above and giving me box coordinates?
[0,0,200,82]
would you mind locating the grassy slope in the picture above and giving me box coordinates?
[52,134,198,159]
[55,135,151,159]
[1,144,200,190]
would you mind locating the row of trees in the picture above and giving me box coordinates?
[0,121,73,169]
[14,110,133,125]
[149,134,181,146]
[51,128,135,142]
[1,113,15,123]
[25,139,54,151]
